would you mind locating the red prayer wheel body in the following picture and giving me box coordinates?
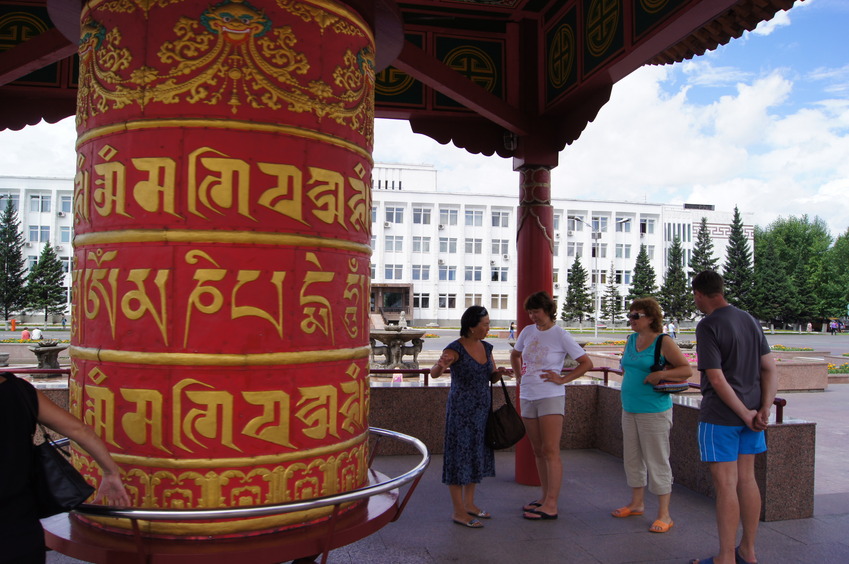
[70,0,374,537]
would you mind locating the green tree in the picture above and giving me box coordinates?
[627,244,657,303]
[722,206,754,311]
[751,238,797,327]
[562,255,592,323]
[689,217,718,276]
[659,236,695,323]
[601,263,622,326]
[0,200,27,321]
[25,244,67,325]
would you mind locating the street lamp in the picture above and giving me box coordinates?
[569,216,601,338]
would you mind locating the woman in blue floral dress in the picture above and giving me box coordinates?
[430,306,508,528]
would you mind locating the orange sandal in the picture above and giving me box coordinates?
[649,519,673,533]
[611,506,644,518]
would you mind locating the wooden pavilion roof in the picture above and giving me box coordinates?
[0,0,798,163]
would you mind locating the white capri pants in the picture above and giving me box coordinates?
[621,408,673,496]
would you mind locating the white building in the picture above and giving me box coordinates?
[0,169,754,327]
[370,163,754,327]
[1,175,74,320]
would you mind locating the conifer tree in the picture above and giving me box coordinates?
[602,263,622,326]
[659,236,695,323]
[722,206,755,311]
[751,238,797,327]
[25,244,67,325]
[0,200,27,321]
[562,255,592,323]
[689,217,718,276]
[626,244,657,303]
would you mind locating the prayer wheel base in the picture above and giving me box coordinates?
[43,472,400,564]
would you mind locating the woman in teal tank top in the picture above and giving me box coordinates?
[611,298,691,534]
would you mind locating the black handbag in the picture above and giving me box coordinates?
[485,376,526,449]
[14,375,95,517]
[650,334,690,394]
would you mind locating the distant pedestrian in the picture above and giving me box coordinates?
[667,322,676,339]
[509,321,516,340]
[30,328,43,340]
[61,317,67,330]
[806,322,812,333]
[689,271,776,564]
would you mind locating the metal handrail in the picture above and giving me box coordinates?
[64,427,429,521]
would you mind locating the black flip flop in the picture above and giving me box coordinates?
[523,509,558,520]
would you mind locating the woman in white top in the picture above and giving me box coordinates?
[511,291,593,520]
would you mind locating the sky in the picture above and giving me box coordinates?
[1,0,846,236]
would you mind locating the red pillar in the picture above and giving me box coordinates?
[514,165,554,485]
[70,0,376,537]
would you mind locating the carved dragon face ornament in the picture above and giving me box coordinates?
[78,18,106,58]
[200,0,273,44]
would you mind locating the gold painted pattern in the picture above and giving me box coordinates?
[71,345,370,365]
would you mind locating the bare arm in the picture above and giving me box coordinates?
[755,353,778,430]
[430,349,459,378]
[542,353,593,385]
[644,338,694,385]
[36,391,131,506]
[703,368,758,431]
[489,355,510,383]
[509,348,523,383]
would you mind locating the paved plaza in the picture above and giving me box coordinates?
[19,329,849,563]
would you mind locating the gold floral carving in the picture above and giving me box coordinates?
[78,1,375,142]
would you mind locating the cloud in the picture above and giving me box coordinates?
[752,9,792,36]
[0,117,76,177]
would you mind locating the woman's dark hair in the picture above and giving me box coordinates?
[629,297,664,333]
[460,305,489,337]
[523,291,557,322]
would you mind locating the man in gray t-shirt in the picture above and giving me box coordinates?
[690,271,776,564]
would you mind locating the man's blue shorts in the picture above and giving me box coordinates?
[697,422,766,462]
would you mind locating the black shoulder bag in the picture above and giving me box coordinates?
[14,375,95,517]
[485,376,526,449]
[650,334,690,394]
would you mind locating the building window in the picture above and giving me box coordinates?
[60,257,71,273]
[413,207,431,224]
[647,245,655,260]
[491,294,509,310]
[412,265,430,281]
[591,270,607,284]
[553,241,560,256]
[438,265,457,281]
[640,218,655,234]
[615,244,632,259]
[371,207,377,223]
[370,264,375,279]
[464,238,482,254]
[29,194,51,213]
[591,243,607,258]
[464,266,482,281]
[438,293,457,308]
[413,293,430,308]
[439,237,457,253]
[567,215,585,232]
[492,239,509,255]
[615,217,631,232]
[491,210,509,227]
[553,269,560,283]
[412,236,431,253]
[592,216,608,233]
[615,270,633,284]
[28,225,50,242]
[60,195,72,213]
[553,214,561,230]
[385,206,403,223]
[465,293,483,308]
[384,264,403,280]
[465,209,483,226]
[60,226,72,243]
[0,193,19,212]
[439,208,458,226]
[384,235,403,252]
[567,242,583,257]
[490,267,508,282]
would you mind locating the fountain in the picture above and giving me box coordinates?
[370,325,426,369]
[28,340,69,371]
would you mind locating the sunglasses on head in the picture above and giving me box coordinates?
[627,312,648,320]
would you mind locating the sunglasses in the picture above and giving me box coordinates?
[627,312,648,320]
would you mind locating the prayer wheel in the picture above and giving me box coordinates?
[69,0,374,537]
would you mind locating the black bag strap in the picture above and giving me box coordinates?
[653,334,667,368]
[490,376,514,410]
